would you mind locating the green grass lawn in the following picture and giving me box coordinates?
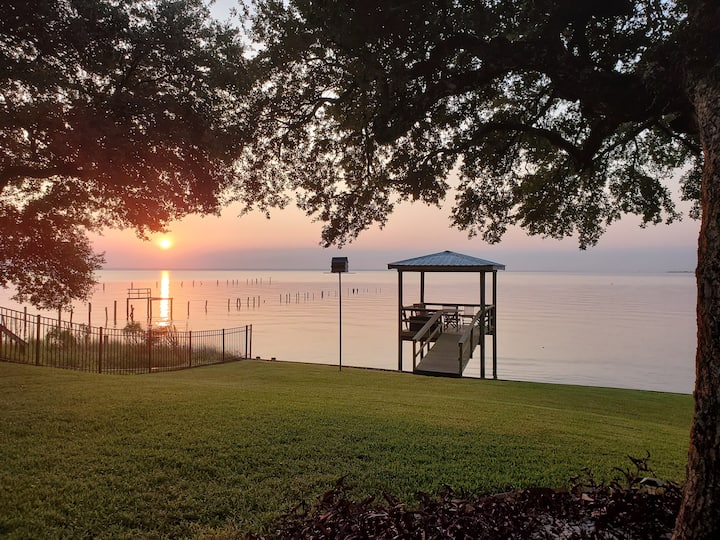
[0,360,693,538]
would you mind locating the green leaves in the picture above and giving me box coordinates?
[0,0,251,308]
[247,0,701,248]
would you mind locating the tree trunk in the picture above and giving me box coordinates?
[673,73,720,539]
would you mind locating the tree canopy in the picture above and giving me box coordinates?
[246,1,719,538]
[0,0,249,308]
[246,0,703,248]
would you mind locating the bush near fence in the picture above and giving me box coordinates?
[0,306,251,374]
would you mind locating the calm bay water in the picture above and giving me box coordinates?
[0,269,696,394]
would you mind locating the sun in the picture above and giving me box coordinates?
[158,237,173,250]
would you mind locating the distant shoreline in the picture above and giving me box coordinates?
[98,267,697,274]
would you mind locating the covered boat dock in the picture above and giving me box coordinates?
[387,251,505,378]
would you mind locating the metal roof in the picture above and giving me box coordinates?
[387,250,505,272]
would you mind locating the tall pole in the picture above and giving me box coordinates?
[338,272,342,371]
[331,257,349,372]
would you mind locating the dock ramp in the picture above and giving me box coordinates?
[411,308,492,378]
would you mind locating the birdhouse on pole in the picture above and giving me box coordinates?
[331,257,349,273]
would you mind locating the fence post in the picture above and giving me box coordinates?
[147,327,152,373]
[245,325,248,359]
[98,326,103,374]
[222,328,225,362]
[35,314,41,365]
[188,330,192,368]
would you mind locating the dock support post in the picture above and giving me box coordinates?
[480,272,486,379]
[397,270,404,371]
[492,270,498,379]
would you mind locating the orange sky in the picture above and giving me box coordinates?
[91,193,699,272]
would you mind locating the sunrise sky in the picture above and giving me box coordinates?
[91,185,699,272]
[88,1,701,273]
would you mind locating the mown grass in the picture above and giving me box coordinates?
[0,360,693,538]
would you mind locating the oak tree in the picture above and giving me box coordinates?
[0,0,249,309]
[245,1,718,537]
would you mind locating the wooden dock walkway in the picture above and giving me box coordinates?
[414,325,480,377]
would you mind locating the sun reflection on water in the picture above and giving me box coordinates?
[158,270,170,326]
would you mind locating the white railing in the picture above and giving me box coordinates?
[457,305,495,376]
[411,311,444,370]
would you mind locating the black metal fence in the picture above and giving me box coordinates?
[0,306,252,374]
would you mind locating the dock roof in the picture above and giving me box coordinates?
[387,250,505,272]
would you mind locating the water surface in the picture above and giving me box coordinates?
[0,270,695,393]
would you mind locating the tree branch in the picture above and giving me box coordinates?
[372,33,658,146]
[0,164,84,191]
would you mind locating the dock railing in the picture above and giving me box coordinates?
[458,305,495,377]
[411,310,444,370]
[127,287,151,299]
[0,306,251,374]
